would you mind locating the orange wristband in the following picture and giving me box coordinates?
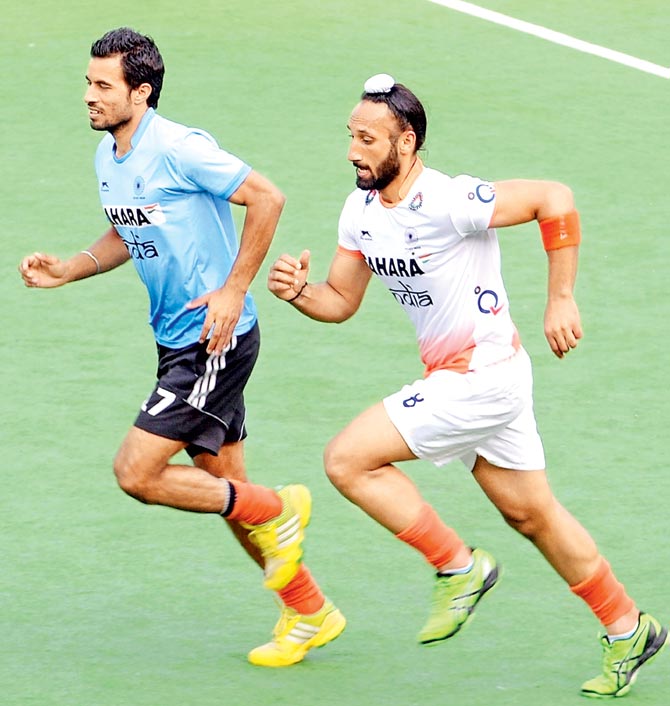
[539,210,581,251]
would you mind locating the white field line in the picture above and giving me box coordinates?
[428,0,670,79]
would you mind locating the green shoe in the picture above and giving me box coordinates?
[418,547,500,644]
[581,612,669,698]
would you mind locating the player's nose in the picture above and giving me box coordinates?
[347,144,362,162]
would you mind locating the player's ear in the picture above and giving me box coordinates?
[399,129,416,155]
[134,83,153,105]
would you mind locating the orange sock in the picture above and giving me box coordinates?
[224,479,282,524]
[277,565,325,615]
[570,556,636,626]
[395,503,467,570]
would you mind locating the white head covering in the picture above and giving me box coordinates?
[363,73,395,94]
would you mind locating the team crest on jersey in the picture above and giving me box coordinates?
[409,192,423,211]
[104,203,166,227]
[133,176,145,197]
[404,227,434,262]
[404,228,419,249]
[365,190,377,205]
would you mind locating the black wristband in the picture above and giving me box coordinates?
[287,282,307,303]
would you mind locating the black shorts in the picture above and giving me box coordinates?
[134,323,260,457]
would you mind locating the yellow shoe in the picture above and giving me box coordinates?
[248,600,346,667]
[243,485,312,590]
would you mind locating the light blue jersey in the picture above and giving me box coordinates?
[94,108,255,348]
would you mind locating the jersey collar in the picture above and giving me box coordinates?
[131,107,156,148]
[378,156,424,207]
[112,108,157,162]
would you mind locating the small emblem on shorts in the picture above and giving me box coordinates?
[402,393,424,408]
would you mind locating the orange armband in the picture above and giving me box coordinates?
[539,210,581,251]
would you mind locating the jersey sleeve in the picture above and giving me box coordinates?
[337,191,362,254]
[170,131,252,199]
[448,175,497,237]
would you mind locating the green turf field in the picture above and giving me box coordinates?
[2,2,669,704]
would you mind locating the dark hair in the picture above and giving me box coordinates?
[361,83,427,151]
[91,27,164,109]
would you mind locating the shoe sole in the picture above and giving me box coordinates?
[420,563,501,645]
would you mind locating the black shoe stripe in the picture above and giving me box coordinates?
[616,622,669,689]
[462,566,500,617]
[638,624,669,667]
[419,566,500,644]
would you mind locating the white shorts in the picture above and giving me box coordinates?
[383,348,545,471]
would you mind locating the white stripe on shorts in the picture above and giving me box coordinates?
[186,335,237,410]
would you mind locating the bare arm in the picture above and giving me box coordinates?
[186,169,285,353]
[268,249,372,322]
[489,179,575,227]
[19,226,130,288]
[491,179,582,359]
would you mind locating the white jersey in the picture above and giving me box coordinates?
[338,166,520,374]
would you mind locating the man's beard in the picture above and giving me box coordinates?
[88,98,133,134]
[355,146,401,191]
[89,115,132,133]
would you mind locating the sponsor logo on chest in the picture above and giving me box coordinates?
[366,255,425,277]
[104,203,166,227]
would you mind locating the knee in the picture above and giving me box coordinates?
[113,450,152,503]
[498,500,555,541]
[323,437,357,493]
